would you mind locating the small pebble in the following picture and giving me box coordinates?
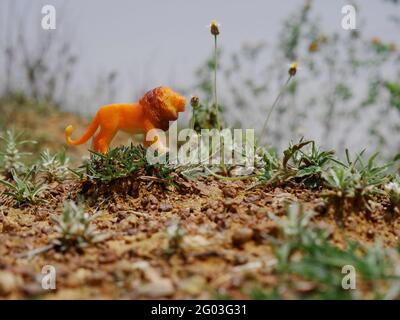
[159,203,173,212]
[148,194,158,205]
[222,187,237,198]
[0,271,18,296]
[232,228,254,247]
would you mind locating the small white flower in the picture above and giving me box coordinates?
[385,182,400,195]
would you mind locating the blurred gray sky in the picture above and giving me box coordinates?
[0,0,399,114]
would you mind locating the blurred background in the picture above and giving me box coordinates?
[0,0,399,160]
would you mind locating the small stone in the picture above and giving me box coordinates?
[233,254,248,265]
[117,211,128,222]
[127,228,136,235]
[99,250,118,264]
[247,205,260,214]
[135,278,174,298]
[178,276,205,296]
[40,226,52,234]
[1,217,18,232]
[246,195,260,203]
[314,202,327,214]
[34,210,49,221]
[210,200,219,210]
[0,271,18,296]
[148,194,158,205]
[223,199,234,208]
[265,221,279,237]
[140,197,149,207]
[206,208,215,219]
[179,207,191,217]
[22,283,47,296]
[87,272,107,286]
[232,228,254,247]
[255,207,269,217]
[159,203,172,212]
[222,187,237,198]
[347,216,353,223]
[109,204,117,213]
[68,268,90,287]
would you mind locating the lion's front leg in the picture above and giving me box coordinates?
[143,119,169,154]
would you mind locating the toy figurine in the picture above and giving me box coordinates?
[65,86,186,153]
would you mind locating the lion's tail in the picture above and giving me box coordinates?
[65,114,99,146]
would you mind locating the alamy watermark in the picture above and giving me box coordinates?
[145,122,255,167]
[41,5,56,30]
[341,5,356,30]
[341,265,356,290]
[41,265,56,290]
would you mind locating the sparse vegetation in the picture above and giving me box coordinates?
[267,204,400,299]
[51,200,108,252]
[165,218,186,255]
[323,151,391,216]
[0,0,399,301]
[0,166,45,205]
[39,149,70,182]
[0,130,36,177]
[75,144,177,184]
[385,176,400,214]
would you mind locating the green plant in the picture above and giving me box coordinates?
[384,176,400,213]
[52,200,108,252]
[268,204,400,299]
[210,20,222,130]
[191,97,222,132]
[165,218,185,255]
[192,2,400,160]
[260,62,298,138]
[39,149,70,182]
[191,21,224,132]
[323,151,391,214]
[0,166,45,205]
[257,147,280,181]
[76,144,176,183]
[323,165,355,195]
[385,82,400,110]
[283,139,343,187]
[0,130,36,177]
[253,139,342,188]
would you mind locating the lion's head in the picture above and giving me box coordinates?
[139,86,186,131]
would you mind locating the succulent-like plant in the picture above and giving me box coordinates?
[52,201,108,252]
[252,139,343,188]
[0,130,36,177]
[165,218,185,255]
[268,203,400,299]
[39,149,70,182]
[0,166,45,205]
[281,139,344,187]
[322,151,391,215]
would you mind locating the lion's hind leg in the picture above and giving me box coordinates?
[93,127,117,154]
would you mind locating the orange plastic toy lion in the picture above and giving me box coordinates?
[65,86,186,153]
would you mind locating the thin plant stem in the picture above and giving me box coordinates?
[260,74,293,140]
[212,34,226,175]
[213,35,221,130]
[190,109,195,130]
